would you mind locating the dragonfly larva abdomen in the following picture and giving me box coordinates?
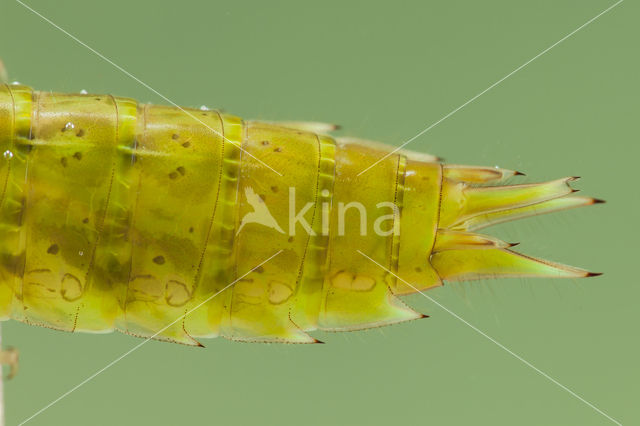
[0,84,602,344]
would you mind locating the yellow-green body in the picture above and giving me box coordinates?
[0,84,598,345]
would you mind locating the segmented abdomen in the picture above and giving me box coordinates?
[0,84,598,345]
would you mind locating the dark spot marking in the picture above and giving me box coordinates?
[47,244,59,255]
[261,140,269,146]
[73,152,82,160]
[270,186,278,193]
[82,217,89,224]
[182,141,191,148]
[255,266,264,274]
[258,194,266,201]
[176,166,186,176]
[415,266,422,273]
[188,226,194,233]
[60,157,68,168]
[169,172,178,180]
[153,256,165,265]
[274,147,282,152]
[76,129,85,137]
[287,236,294,243]
[172,134,179,140]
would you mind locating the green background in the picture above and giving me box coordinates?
[0,1,636,425]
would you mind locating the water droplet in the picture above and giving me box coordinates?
[80,89,88,95]
[494,165,500,169]
[199,105,209,111]
[10,81,20,85]
[3,150,13,159]
[65,122,75,131]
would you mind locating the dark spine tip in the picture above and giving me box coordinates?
[586,272,603,277]
[333,124,342,131]
[571,188,580,194]
[514,170,526,176]
[509,242,520,247]
[569,176,581,181]
[419,314,430,319]
[313,339,326,344]
[592,198,606,204]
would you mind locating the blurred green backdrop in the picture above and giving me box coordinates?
[0,1,636,425]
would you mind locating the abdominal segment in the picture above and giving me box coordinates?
[0,84,599,345]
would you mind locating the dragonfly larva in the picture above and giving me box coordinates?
[0,84,602,345]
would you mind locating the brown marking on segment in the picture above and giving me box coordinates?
[188,226,194,233]
[72,152,82,160]
[176,166,186,176]
[331,271,376,292]
[270,186,278,193]
[331,271,353,290]
[268,281,293,305]
[76,129,85,137]
[60,157,68,167]
[274,147,282,152]
[153,255,165,265]
[165,280,192,307]
[182,141,191,148]
[287,236,294,243]
[129,274,163,301]
[60,273,83,302]
[82,217,89,224]
[254,265,264,274]
[261,140,269,146]
[169,171,178,180]
[172,133,179,140]
[47,244,59,255]
[352,275,376,291]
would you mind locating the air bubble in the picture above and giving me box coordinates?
[200,105,209,111]
[65,122,75,131]
[10,81,20,85]
[3,150,13,159]
[78,250,84,256]
[80,89,88,95]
